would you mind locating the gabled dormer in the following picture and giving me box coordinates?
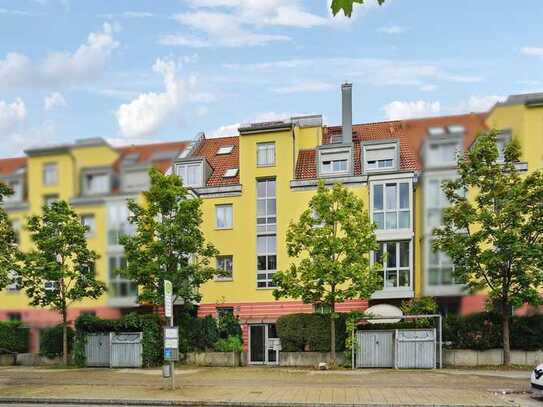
[362,140,399,174]
[422,125,464,169]
[174,157,212,188]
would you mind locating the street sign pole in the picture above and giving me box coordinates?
[164,280,174,390]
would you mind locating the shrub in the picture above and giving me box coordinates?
[40,325,74,358]
[400,297,438,315]
[276,313,347,352]
[0,321,29,353]
[214,335,243,352]
[217,313,242,340]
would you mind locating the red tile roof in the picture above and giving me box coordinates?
[115,141,189,173]
[0,157,27,176]
[192,136,239,186]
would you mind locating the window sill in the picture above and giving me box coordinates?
[371,288,414,300]
[256,286,276,290]
[215,227,233,231]
[257,164,276,168]
[215,278,233,282]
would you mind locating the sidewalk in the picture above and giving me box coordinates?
[0,366,531,406]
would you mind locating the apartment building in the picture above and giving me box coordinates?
[0,138,188,350]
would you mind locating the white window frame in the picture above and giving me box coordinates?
[370,180,412,234]
[224,168,239,178]
[495,131,512,163]
[84,172,110,195]
[176,162,203,188]
[216,255,233,281]
[425,139,462,168]
[4,179,23,202]
[256,179,277,289]
[363,143,398,173]
[108,254,137,298]
[5,270,21,293]
[373,240,412,290]
[43,163,58,186]
[319,149,351,176]
[257,142,276,167]
[217,145,234,155]
[80,214,96,237]
[107,201,135,247]
[215,204,233,229]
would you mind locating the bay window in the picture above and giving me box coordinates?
[374,241,411,289]
[372,181,410,230]
[256,179,276,288]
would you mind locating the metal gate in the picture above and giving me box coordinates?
[395,329,436,369]
[356,331,394,368]
[110,332,143,368]
[85,334,110,367]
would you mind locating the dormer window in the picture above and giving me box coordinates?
[176,162,203,187]
[363,143,398,173]
[4,179,23,203]
[428,127,446,136]
[217,145,234,155]
[496,130,512,163]
[427,141,460,166]
[447,125,465,134]
[84,172,110,195]
[318,148,351,177]
[224,168,238,178]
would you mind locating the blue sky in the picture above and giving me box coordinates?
[1,0,543,156]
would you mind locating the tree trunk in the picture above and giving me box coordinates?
[62,309,68,365]
[330,301,336,367]
[502,306,511,367]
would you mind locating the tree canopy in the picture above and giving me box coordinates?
[21,200,106,363]
[273,182,381,363]
[120,168,218,306]
[433,130,543,365]
[0,182,18,290]
[331,0,385,17]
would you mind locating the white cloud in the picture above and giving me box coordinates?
[211,122,241,138]
[224,57,483,88]
[377,25,406,34]
[44,92,67,111]
[383,95,506,120]
[383,100,441,120]
[271,81,334,94]
[0,98,26,134]
[122,11,153,18]
[116,58,194,138]
[209,111,302,138]
[521,47,543,57]
[169,11,290,47]
[0,23,118,89]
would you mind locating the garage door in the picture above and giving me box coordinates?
[356,331,394,368]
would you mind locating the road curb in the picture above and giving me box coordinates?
[0,397,516,407]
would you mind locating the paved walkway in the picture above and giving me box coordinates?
[0,366,532,406]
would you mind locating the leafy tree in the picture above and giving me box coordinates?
[120,168,218,307]
[273,182,381,364]
[331,0,385,17]
[21,200,105,364]
[433,130,543,366]
[0,182,20,290]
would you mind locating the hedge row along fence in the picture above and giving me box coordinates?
[0,321,29,353]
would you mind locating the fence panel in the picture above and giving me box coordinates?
[356,331,394,368]
[85,333,110,367]
[396,329,436,369]
[110,332,143,368]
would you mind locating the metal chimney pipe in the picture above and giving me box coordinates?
[341,82,353,144]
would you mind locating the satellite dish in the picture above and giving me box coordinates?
[365,304,403,324]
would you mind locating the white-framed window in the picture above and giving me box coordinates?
[428,244,456,286]
[256,179,276,234]
[43,194,59,206]
[216,204,233,229]
[107,201,135,246]
[123,170,149,192]
[427,141,459,167]
[364,145,397,173]
[43,163,58,186]
[257,234,276,288]
[257,142,275,166]
[224,168,238,178]
[256,179,276,288]
[108,255,137,298]
[5,270,21,292]
[374,241,411,289]
[372,181,410,230]
[4,180,23,202]
[176,162,203,187]
[320,150,350,175]
[216,255,233,280]
[426,178,449,232]
[495,132,512,163]
[217,145,234,155]
[84,172,109,195]
[80,214,96,237]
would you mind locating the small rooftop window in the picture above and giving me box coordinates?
[223,168,238,178]
[447,125,465,134]
[150,150,179,161]
[428,127,446,136]
[122,153,140,166]
[217,145,234,155]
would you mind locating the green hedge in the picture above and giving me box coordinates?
[276,313,347,352]
[0,321,29,353]
[40,325,74,358]
[74,313,163,367]
[444,312,543,351]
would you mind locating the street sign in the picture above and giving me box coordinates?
[165,339,178,349]
[164,280,173,318]
[164,347,179,361]
[164,327,178,339]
